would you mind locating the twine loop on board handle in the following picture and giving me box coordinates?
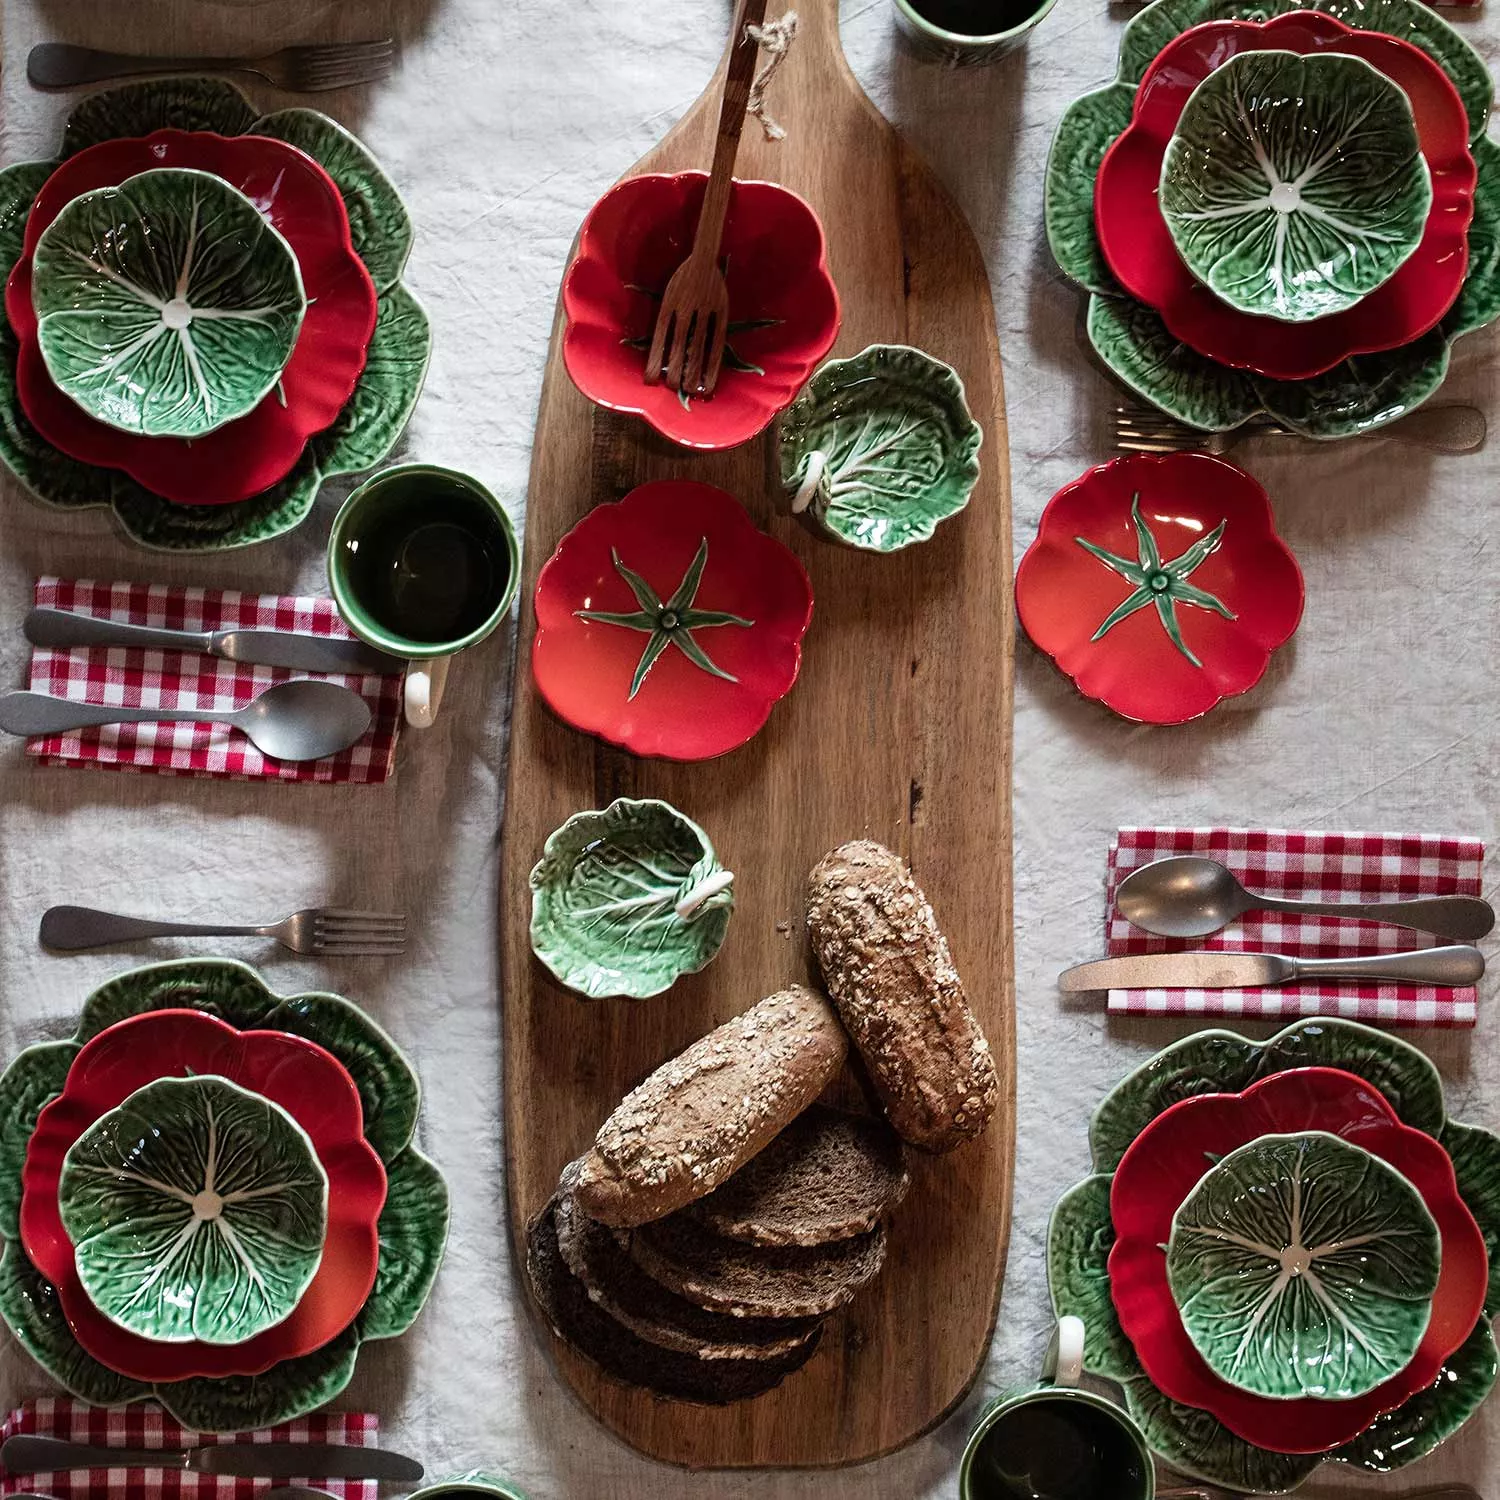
[746,11,799,140]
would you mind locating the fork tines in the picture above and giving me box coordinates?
[285,39,397,90]
[1111,406,1211,453]
[312,908,407,956]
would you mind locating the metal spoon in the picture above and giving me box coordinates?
[0,679,372,762]
[1117,856,1496,942]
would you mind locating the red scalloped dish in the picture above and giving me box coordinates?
[1095,12,1475,380]
[1015,453,1303,725]
[1108,1067,1488,1453]
[20,1008,387,1381]
[4,130,378,506]
[532,479,814,760]
[561,171,840,450]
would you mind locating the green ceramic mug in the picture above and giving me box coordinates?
[328,463,520,728]
[409,1472,529,1500]
[959,1318,1154,1500]
[893,0,1058,65]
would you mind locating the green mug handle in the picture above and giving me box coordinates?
[1041,1314,1086,1390]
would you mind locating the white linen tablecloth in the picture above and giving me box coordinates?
[1,2,1497,1494]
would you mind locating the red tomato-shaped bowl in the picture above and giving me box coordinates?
[1094,12,1475,380]
[1108,1066,1488,1453]
[1016,452,1303,724]
[561,172,840,450]
[20,1008,387,1381]
[5,130,377,506]
[532,479,814,760]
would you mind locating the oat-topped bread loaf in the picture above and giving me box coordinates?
[624,1212,887,1319]
[686,1104,909,1247]
[554,1167,822,1361]
[806,840,998,1153]
[525,1194,821,1403]
[574,984,847,1228]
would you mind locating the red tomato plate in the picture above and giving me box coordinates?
[1095,12,1475,380]
[1109,1066,1488,1453]
[20,1008,387,1380]
[1015,452,1303,724]
[5,130,378,506]
[532,479,814,760]
[562,171,840,450]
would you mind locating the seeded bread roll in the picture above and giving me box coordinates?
[574,984,848,1228]
[806,840,998,1153]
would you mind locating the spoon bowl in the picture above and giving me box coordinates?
[1117,855,1495,942]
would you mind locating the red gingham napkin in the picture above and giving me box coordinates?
[25,579,401,783]
[0,1398,380,1500]
[1105,827,1486,1028]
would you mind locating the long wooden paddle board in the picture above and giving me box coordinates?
[501,0,1015,1467]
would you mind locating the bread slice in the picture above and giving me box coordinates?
[574,984,848,1228]
[686,1105,910,1247]
[806,840,999,1153]
[554,1174,822,1361]
[625,1213,887,1319]
[525,1195,821,1404]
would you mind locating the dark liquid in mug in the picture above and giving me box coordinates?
[346,482,512,645]
[971,1399,1147,1500]
[909,0,1047,33]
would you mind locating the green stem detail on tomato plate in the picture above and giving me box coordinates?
[1075,493,1235,668]
[575,537,755,699]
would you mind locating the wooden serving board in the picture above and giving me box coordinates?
[501,0,1014,1468]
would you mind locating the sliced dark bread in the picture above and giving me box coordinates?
[525,1195,822,1404]
[555,1178,822,1361]
[686,1105,910,1247]
[625,1212,887,1318]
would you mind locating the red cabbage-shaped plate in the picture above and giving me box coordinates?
[532,478,814,760]
[1095,12,1475,380]
[20,1008,387,1380]
[1015,452,1303,724]
[1109,1066,1488,1453]
[561,171,840,450]
[5,129,377,506]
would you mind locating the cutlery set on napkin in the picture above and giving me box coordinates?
[1062,828,1493,1027]
[9,579,404,782]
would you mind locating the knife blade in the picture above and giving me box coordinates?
[2,1435,423,1482]
[1059,945,1485,991]
[25,606,403,676]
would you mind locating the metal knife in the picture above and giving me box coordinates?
[25,606,402,676]
[1059,945,1486,991]
[2,1434,423,1482]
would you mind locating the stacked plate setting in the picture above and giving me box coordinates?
[1046,0,1500,439]
[1049,1018,1500,1492]
[0,958,449,1431]
[0,79,431,551]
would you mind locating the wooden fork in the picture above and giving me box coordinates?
[644,0,769,398]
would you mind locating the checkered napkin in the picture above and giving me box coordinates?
[0,1398,380,1500]
[25,579,401,783]
[1105,827,1487,1028]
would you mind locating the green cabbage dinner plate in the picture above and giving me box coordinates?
[1045,0,1500,437]
[0,959,450,1430]
[1049,1018,1500,1491]
[0,79,431,550]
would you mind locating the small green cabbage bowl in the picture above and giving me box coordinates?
[778,343,982,553]
[58,1074,329,1345]
[529,797,734,1000]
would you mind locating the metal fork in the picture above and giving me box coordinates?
[27,39,396,92]
[39,905,407,956]
[644,0,767,397]
[1112,402,1487,456]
